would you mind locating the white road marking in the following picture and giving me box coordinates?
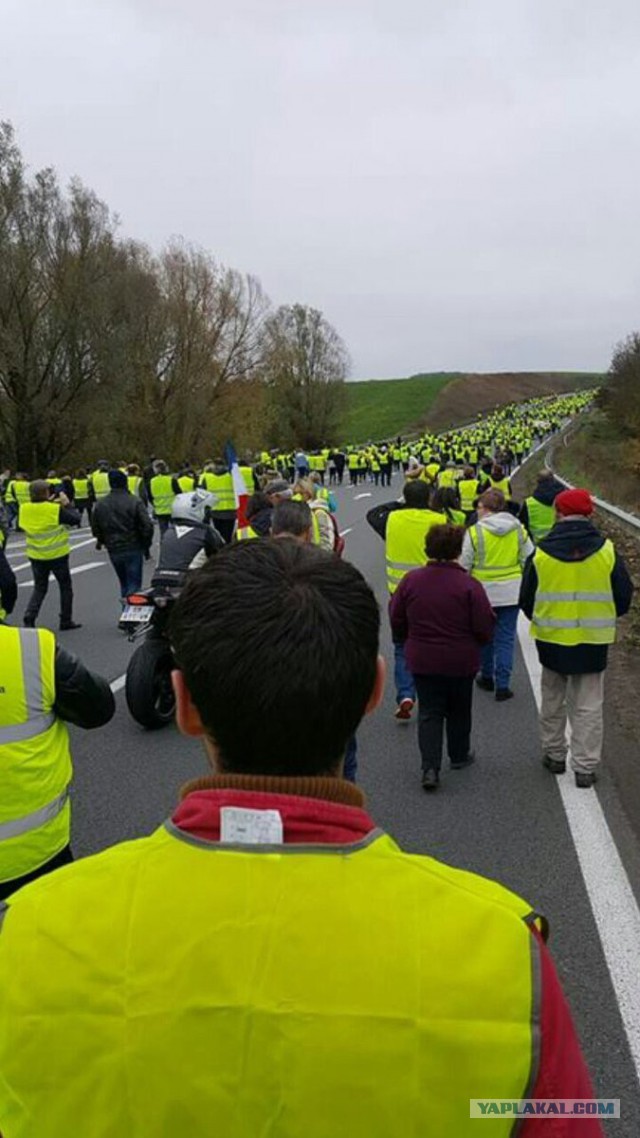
[110,674,126,694]
[354,493,372,500]
[9,536,98,571]
[517,613,640,1078]
[18,561,106,587]
[340,527,353,537]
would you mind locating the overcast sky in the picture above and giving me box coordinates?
[2,0,640,377]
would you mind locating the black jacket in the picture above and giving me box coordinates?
[91,489,154,555]
[247,506,273,537]
[152,518,224,587]
[0,548,17,616]
[366,499,406,539]
[519,519,634,674]
[53,646,116,728]
[519,477,565,538]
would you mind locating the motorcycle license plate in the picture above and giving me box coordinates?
[120,605,154,623]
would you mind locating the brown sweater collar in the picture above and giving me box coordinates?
[181,773,365,808]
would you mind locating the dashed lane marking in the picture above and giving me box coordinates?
[9,537,99,571]
[18,561,107,587]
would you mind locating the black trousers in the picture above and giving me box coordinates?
[0,845,73,902]
[25,556,73,625]
[212,516,236,543]
[414,674,473,772]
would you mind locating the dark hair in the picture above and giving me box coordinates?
[491,464,504,480]
[76,467,87,478]
[30,479,50,502]
[478,488,505,512]
[426,523,465,561]
[246,492,271,522]
[170,540,380,776]
[403,479,431,508]
[430,486,461,517]
[271,500,312,538]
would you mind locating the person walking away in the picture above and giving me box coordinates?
[390,524,495,790]
[0,539,603,1137]
[127,463,148,503]
[461,489,533,701]
[89,461,111,506]
[368,480,446,720]
[19,481,82,631]
[148,460,180,537]
[519,488,633,787]
[458,466,481,521]
[520,469,565,544]
[431,486,466,526]
[91,470,154,610]
[71,468,90,524]
[151,490,223,589]
[199,460,236,543]
[0,624,114,900]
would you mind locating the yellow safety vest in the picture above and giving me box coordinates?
[469,522,526,584]
[0,822,542,1138]
[149,474,175,517]
[10,480,31,505]
[239,466,254,491]
[525,498,555,543]
[127,476,143,496]
[72,479,89,499]
[385,508,447,593]
[18,502,70,561]
[437,468,457,488]
[489,477,511,500]
[0,627,72,884]
[90,471,110,499]
[531,541,616,647]
[200,472,235,511]
[458,478,479,512]
[235,525,259,541]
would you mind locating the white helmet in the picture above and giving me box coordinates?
[171,489,216,523]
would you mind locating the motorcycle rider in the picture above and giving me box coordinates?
[151,490,224,589]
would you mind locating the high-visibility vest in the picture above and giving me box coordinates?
[72,479,89,499]
[447,508,467,526]
[385,508,447,594]
[437,468,457,489]
[10,480,31,505]
[176,475,195,494]
[239,466,254,492]
[0,822,543,1138]
[235,525,259,541]
[424,462,440,483]
[458,479,479,512]
[531,541,616,647]
[149,474,175,518]
[469,522,526,584]
[18,502,70,561]
[90,471,110,499]
[127,476,143,496]
[525,497,556,543]
[347,453,359,470]
[0,626,72,884]
[489,477,511,500]
[316,487,330,503]
[200,472,235,511]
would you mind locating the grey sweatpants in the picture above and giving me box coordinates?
[540,667,605,774]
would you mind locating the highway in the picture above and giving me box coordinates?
[5,475,640,1133]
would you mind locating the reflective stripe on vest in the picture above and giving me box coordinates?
[0,823,543,1137]
[91,471,111,499]
[385,509,447,593]
[150,474,175,517]
[18,502,70,561]
[200,473,235,511]
[526,498,556,543]
[470,522,525,583]
[531,542,616,646]
[0,626,72,883]
[236,526,259,541]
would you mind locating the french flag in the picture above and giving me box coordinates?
[225,441,249,528]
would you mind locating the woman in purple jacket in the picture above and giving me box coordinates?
[389,524,495,792]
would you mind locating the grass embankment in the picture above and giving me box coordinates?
[553,412,640,515]
[343,371,602,442]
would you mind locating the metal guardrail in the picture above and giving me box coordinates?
[544,425,640,534]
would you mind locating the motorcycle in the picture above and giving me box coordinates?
[120,586,180,729]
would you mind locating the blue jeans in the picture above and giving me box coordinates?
[394,641,416,703]
[109,550,143,600]
[343,735,358,783]
[480,604,519,691]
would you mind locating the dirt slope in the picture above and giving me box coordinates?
[423,372,601,432]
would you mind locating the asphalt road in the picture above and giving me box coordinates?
[5,477,640,1132]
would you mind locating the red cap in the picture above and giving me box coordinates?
[555,488,594,517]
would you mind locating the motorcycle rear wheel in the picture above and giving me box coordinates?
[125,638,176,729]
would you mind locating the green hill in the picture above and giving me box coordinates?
[342,371,602,442]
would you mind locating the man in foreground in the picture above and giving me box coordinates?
[0,541,601,1136]
[520,487,633,787]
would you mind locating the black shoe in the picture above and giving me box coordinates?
[59,621,82,631]
[543,754,566,775]
[23,618,35,628]
[451,751,476,771]
[475,676,494,692]
[495,688,514,702]
[421,770,439,791]
[575,771,597,788]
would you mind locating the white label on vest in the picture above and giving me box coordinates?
[220,807,284,845]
